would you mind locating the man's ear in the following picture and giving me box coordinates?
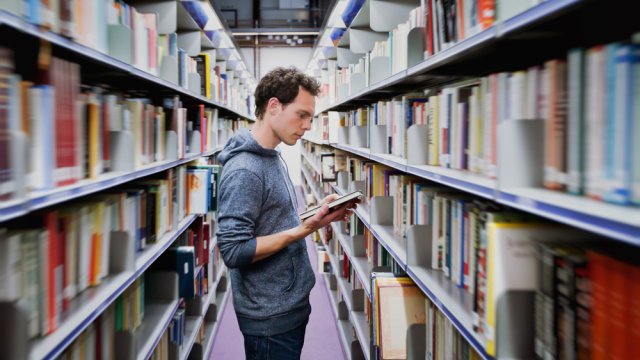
[267,97,280,116]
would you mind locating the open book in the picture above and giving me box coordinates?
[299,190,363,220]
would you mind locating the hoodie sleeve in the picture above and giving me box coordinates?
[216,169,261,268]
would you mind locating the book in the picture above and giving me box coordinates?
[299,190,363,220]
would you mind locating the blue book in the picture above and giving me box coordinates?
[605,43,637,204]
[175,247,196,298]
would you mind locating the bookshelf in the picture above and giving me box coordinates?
[0,11,253,120]
[0,1,249,359]
[302,152,371,360]
[304,1,640,358]
[0,148,223,223]
[135,299,181,360]
[328,140,640,246]
[23,214,195,360]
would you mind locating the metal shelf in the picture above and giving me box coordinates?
[0,11,253,120]
[328,142,640,244]
[0,148,224,223]
[498,188,640,246]
[28,215,197,360]
[179,315,204,360]
[136,300,181,360]
[301,149,322,176]
[201,288,231,360]
[406,265,493,360]
[301,165,324,203]
[322,273,354,360]
[349,311,371,360]
[330,222,372,298]
[315,1,595,115]
[301,136,330,146]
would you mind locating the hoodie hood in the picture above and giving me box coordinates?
[217,129,279,165]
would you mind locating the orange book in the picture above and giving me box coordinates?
[478,0,495,29]
[544,60,568,190]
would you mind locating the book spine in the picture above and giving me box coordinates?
[567,48,586,195]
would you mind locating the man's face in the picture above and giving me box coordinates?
[270,87,315,146]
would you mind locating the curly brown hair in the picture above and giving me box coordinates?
[254,67,321,119]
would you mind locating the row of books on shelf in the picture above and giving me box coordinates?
[372,274,483,360]
[324,32,640,206]
[1,0,253,114]
[317,0,548,107]
[317,225,483,360]
[0,159,223,337]
[0,48,248,202]
[322,155,640,358]
[56,276,145,360]
[12,210,222,359]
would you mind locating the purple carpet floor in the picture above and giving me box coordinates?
[209,187,346,360]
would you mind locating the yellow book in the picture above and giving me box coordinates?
[485,222,585,357]
[88,101,100,178]
[199,52,212,99]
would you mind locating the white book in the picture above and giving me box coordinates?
[567,49,585,194]
[585,46,606,199]
[442,198,450,278]
[0,231,21,301]
[38,229,49,336]
[632,45,640,204]
[20,231,40,338]
[61,211,78,301]
[608,44,634,204]
[30,86,56,190]
[100,203,112,280]
[127,100,144,167]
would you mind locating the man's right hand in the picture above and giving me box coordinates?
[299,199,358,236]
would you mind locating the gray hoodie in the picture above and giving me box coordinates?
[216,129,316,336]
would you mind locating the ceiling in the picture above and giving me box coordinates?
[212,0,332,48]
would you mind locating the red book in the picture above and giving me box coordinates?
[609,258,629,360]
[343,253,348,279]
[51,58,79,186]
[202,223,211,264]
[58,215,69,310]
[629,264,640,355]
[588,251,609,360]
[198,104,205,152]
[196,219,204,266]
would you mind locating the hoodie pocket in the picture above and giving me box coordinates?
[283,257,297,292]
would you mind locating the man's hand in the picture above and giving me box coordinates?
[253,195,360,263]
[319,193,340,206]
[300,198,359,235]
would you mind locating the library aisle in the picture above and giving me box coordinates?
[210,188,346,360]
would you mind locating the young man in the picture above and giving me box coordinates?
[216,67,356,359]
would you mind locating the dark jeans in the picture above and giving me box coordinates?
[242,321,308,360]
